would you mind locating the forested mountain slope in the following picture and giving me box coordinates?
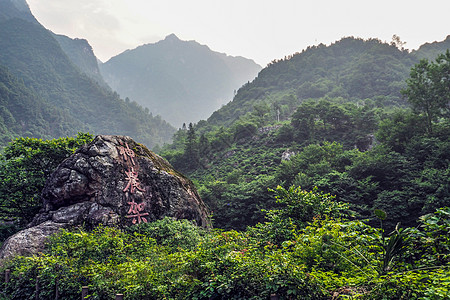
[100,34,261,127]
[202,37,449,130]
[0,65,82,144]
[0,0,175,148]
[53,34,108,87]
[160,37,450,231]
[413,35,450,60]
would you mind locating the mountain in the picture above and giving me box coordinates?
[200,36,450,131]
[0,0,175,148]
[160,36,450,230]
[99,34,262,127]
[201,37,416,130]
[53,34,108,88]
[413,35,450,61]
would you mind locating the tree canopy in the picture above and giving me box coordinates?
[0,133,93,226]
[402,50,450,133]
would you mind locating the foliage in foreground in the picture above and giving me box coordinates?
[0,133,93,233]
[1,189,449,300]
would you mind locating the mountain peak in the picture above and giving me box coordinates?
[164,33,180,41]
[100,34,262,126]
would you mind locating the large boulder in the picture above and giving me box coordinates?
[0,221,65,260]
[1,135,210,261]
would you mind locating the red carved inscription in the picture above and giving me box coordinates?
[123,167,144,194]
[126,199,149,224]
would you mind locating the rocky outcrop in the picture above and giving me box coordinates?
[0,221,66,260]
[281,149,296,161]
[0,135,210,261]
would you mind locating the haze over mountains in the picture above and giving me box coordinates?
[99,34,261,127]
[0,0,179,148]
[0,0,263,147]
[0,0,448,150]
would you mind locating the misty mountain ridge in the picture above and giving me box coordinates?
[53,34,109,88]
[0,0,175,147]
[0,0,37,23]
[199,35,450,131]
[100,33,262,127]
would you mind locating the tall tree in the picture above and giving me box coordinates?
[184,123,199,169]
[402,51,450,133]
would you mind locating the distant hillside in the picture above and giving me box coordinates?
[0,64,82,144]
[100,34,262,127]
[413,35,450,61]
[201,37,419,130]
[53,34,108,88]
[0,0,175,148]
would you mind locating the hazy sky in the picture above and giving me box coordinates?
[27,0,450,66]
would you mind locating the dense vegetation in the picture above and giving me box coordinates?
[159,41,449,232]
[1,194,448,299]
[1,41,447,299]
[0,6,448,296]
[0,11,175,148]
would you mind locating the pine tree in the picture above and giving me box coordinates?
[184,123,199,169]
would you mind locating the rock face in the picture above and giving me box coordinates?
[281,149,296,161]
[0,135,210,261]
[0,221,66,260]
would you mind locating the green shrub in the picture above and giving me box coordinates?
[1,209,448,299]
[126,217,206,251]
[250,185,349,244]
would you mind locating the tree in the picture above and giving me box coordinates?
[401,51,450,133]
[184,123,199,169]
[198,133,210,157]
[390,34,406,50]
[233,121,257,141]
[252,102,270,126]
[253,185,348,244]
[0,133,93,225]
[376,110,426,153]
[291,101,318,141]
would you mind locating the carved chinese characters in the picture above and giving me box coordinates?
[123,167,144,194]
[126,199,149,224]
[118,142,148,224]
[118,142,136,165]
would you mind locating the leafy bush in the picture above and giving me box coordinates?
[0,133,93,229]
[1,208,449,299]
[126,217,206,251]
[365,268,450,300]
[250,185,348,245]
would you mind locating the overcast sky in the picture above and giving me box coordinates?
[27,0,450,66]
